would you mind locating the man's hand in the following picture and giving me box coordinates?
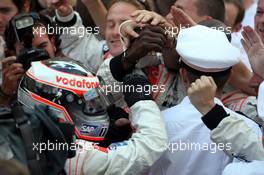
[119,20,141,48]
[47,0,72,16]
[1,57,24,96]
[241,26,264,79]
[170,6,196,27]
[167,6,196,37]
[119,10,173,47]
[123,25,167,69]
[131,10,173,28]
[187,76,217,115]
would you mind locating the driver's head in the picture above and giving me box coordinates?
[18,57,112,142]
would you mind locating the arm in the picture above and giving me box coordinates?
[97,25,168,82]
[120,8,196,72]
[188,76,264,161]
[48,0,105,73]
[82,101,168,174]
[203,105,264,161]
[82,74,168,174]
[81,0,107,36]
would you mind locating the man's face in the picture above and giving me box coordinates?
[166,0,205,23]
[0,0,18,35]
[255,0,264,42]
[15,26,55,58]
[105,2,138,57]
[225,2,239,31]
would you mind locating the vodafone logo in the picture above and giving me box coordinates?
[56,76,99,89]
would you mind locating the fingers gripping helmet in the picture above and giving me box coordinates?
[18,57,111,142]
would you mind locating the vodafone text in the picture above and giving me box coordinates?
[56,76,99,89]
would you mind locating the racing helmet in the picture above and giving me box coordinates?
[17,57,112,142]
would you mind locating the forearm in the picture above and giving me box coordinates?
[82,100,168,174]
[82,0,107,37]
[203,105,264,161]
[212,115,264,161]
[109,53,135,82]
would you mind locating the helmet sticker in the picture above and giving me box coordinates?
[27,61,99,93]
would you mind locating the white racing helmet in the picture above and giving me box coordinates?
[18,57,112,142]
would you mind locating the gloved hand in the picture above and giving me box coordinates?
[122,25,167,69]
[99,105,133,148]
[123,74,153,107]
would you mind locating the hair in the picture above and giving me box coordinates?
[4,13,61,53]
[107,0,149,10]
[181,62,232,90]
[198,19,232,42]
[195,0,225,22]
[225,0,245,25]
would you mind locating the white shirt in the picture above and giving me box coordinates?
[149,96,261,175]
[242,2,257,28]
[258,81,264,118]
[149,97,231,175]
[222,161,264,175]
[231,32,252,70]
[230,2,258,71]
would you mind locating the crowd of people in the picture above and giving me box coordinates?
[0,0,264,174]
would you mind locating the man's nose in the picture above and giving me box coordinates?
[112,25,120,37]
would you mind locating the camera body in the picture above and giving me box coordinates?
[12,13,50,70]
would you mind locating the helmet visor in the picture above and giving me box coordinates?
[83,88,107,116]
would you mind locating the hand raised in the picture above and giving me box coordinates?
[241,26,264,79]
[188,76,217,115]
